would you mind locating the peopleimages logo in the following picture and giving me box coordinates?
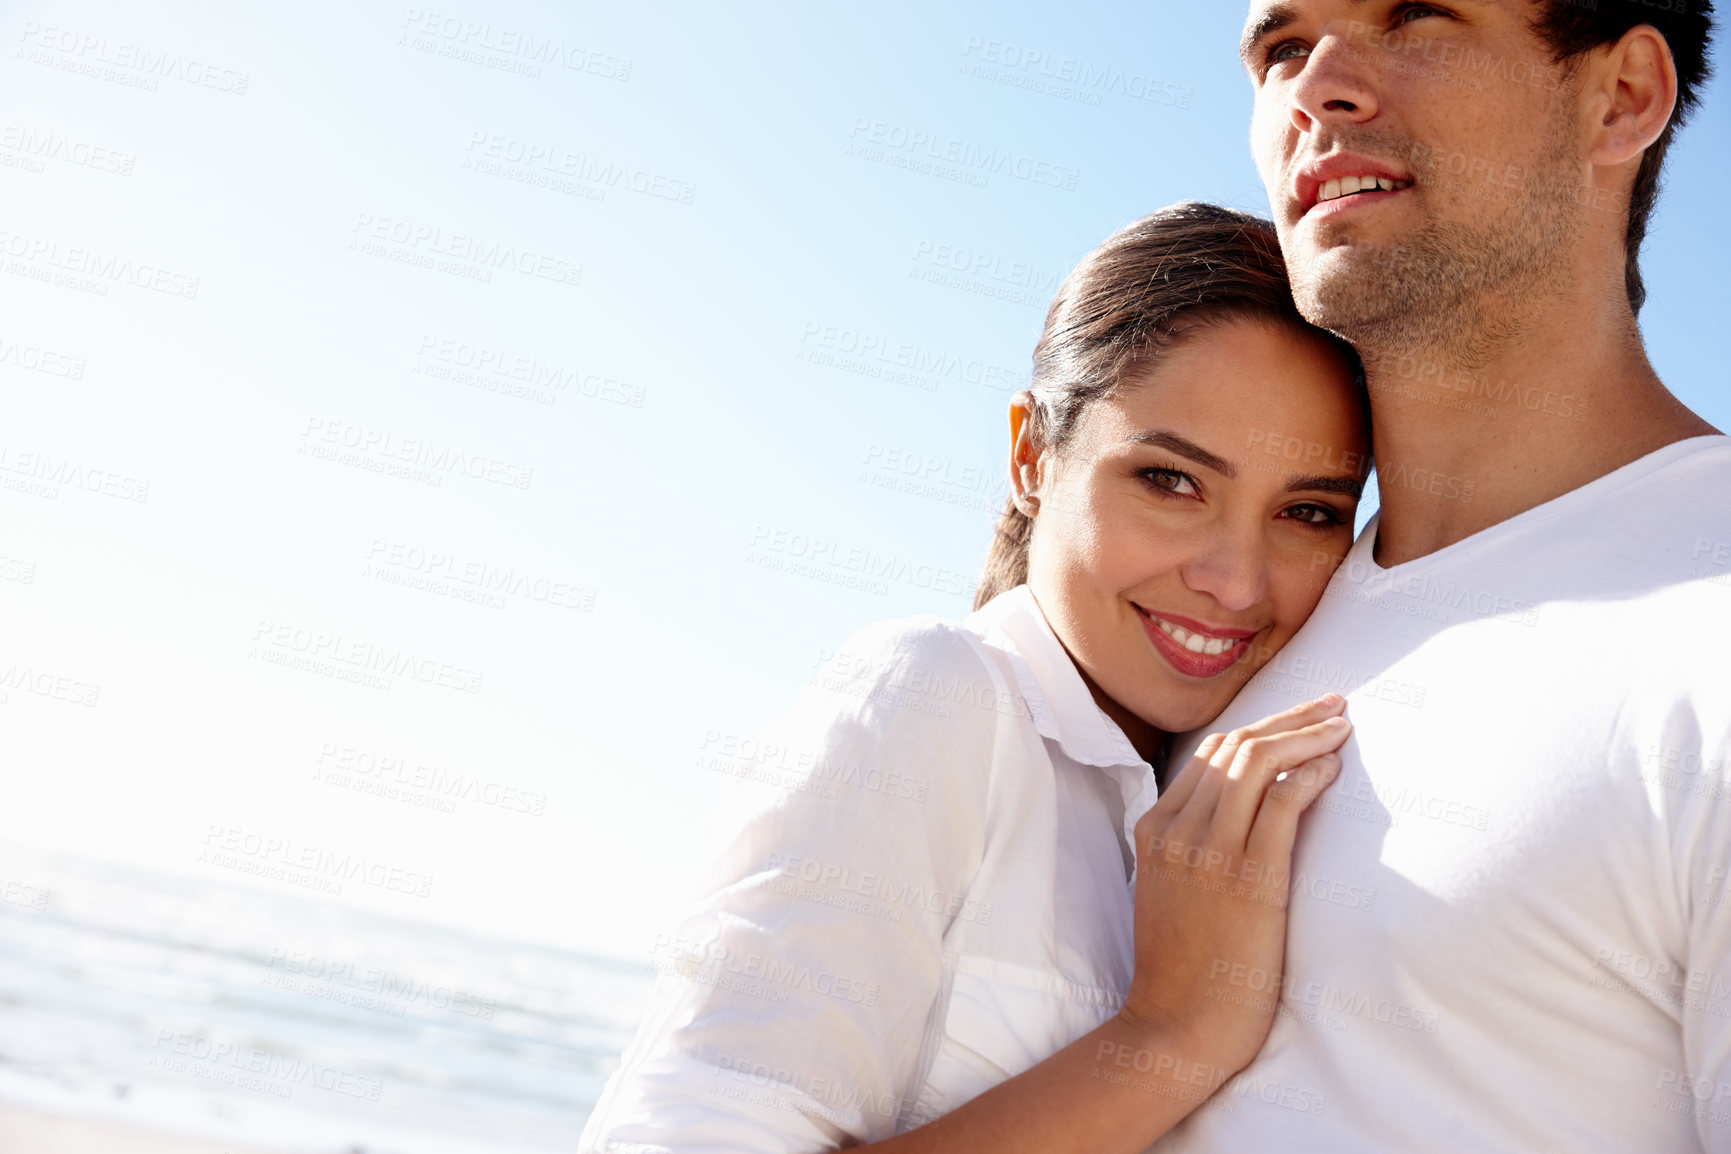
[0,443,148,503]
[711,1052,900,1123]
[399,8,632,80]
[764,851,993,925]
[348,212,582,288]
[150,1030,382,1101]
[747,524,973,599]
[845,117,1080,190]
[0,663,101,707]
[796,322,1028,393]
[0,331,86,379]
[0,124,135,175]
[650,934,880,1008]
[249,619,485,695]
[200,824,435,898]
[463,132,694,204]
[264,946,499,1020]
[16,22,251,94]
[300,418,534,490]
[313,741,549,816]
[0,227,199,298]
[364,538,594,612]
[959,37,1193,108]
[413,335,645,409]
[910,240,1062,296]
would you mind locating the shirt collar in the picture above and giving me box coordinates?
[966,584,1149,772]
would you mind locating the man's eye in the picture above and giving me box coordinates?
[1395,3,1447,25]
[1268,41,1310,67]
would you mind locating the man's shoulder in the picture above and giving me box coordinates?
[1612,434,1731,505]
[1450,435,1731,592]
[1596,436,1731,584]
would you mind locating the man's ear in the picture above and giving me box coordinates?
[1008,392,1044,516]
[1585,24,1678,170]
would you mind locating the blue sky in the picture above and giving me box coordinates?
[2,0,1725,959]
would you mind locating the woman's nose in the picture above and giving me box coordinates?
[1180,531,1270,614]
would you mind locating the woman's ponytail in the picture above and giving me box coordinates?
[973,497,1034,610]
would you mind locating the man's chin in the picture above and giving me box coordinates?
[1290,231,1382,273]
[1290,251,1404,337]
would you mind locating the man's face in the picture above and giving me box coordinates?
[1241,1,1587,356]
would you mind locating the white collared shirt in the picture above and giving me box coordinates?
[580,584,1158,1152]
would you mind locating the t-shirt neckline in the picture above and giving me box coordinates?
[1361,433,1731,579]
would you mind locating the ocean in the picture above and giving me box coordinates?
[0,845,655,1152]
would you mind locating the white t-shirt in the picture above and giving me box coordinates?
[1157,435,1731,1153]
[580,585,1158,1153]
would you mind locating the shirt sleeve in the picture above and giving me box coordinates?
[579,617,1003,1154]
[1656,678,1731,1151]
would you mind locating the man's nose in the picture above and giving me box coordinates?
[1287,23,1382,134]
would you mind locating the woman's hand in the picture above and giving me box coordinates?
[1120,693,1351,1077]
[852,694,1350,1154]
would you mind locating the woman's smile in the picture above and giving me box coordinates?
[1133,607,1260,679]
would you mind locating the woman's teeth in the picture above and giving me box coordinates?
[1317,175,1411,202]
[1155,618,1236,656]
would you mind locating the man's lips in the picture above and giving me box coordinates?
[1134,608,1258,680]
[1293,153,1414,217]
[1304,185,1406,223]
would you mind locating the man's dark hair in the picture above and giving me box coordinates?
[1532,0,1716,314]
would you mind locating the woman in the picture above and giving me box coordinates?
[580,203,1372,1153]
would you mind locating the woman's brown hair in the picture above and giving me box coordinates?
[973,201,1363,610]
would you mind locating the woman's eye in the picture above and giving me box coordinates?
[1143,468,1200,498]
[1282,503,1343,526]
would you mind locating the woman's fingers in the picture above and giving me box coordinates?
[1146,733,1225,820]
[1140,695,1348,857]
[1158,736,1241,849]
[1210,716,1351,844]
[1245,752,1344,866]
[1218,694,1345,749]
[1172,694,1345,823]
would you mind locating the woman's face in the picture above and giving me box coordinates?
[1018,317,1368,745]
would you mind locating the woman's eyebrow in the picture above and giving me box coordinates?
[1126,430,1237,478]
[1287,473,1364,498]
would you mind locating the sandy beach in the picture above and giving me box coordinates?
[0,1106,280,1154]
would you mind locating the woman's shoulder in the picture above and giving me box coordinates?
[810,611,1015,710]
[762,612,1019,833]
[764,612,1024,778]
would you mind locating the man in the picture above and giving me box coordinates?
[1158,1,1727,1150]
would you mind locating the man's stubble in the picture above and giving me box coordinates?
[1284,98,1584,372]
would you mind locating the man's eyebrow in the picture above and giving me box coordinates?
[1240,3,1300,70]
[1287,473,1365,499]
[1241,0,1401,71]
[1127,430,1237,479]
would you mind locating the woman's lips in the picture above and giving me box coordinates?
[1135,608,1253,680]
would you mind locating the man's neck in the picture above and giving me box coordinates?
[1358,280,1719,568]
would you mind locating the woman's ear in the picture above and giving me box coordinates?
[1008,393,1044,516]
